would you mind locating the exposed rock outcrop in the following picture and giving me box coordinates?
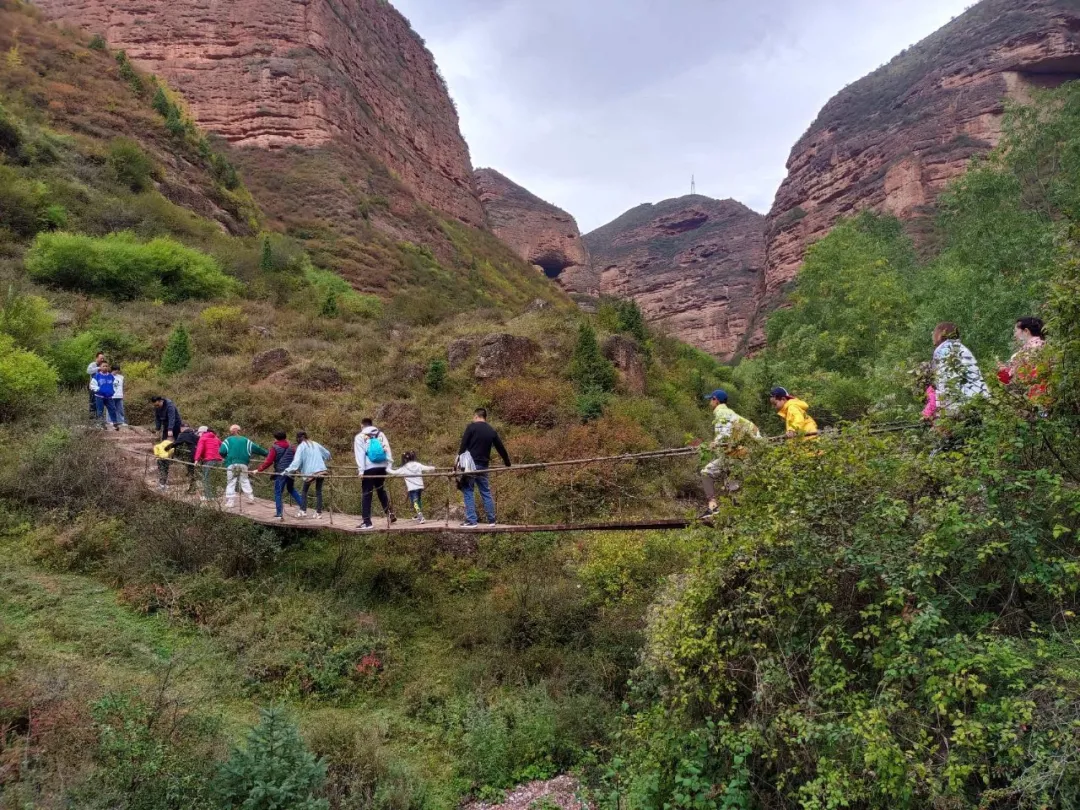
[603,335,646,395]
[474,168,596,294]
[473,334,541,380]
[251,348,290,376]
[585,196,765,360]
[764,0,1080,303]
[35,0,484,226]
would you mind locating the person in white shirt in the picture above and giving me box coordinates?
[389,451,437,523]
[87,352,104,417]
[111,363,127,426]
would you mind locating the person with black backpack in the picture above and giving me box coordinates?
[354,418,396,531]
[254,430,303,520]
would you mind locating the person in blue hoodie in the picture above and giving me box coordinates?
[90,361,120,431]
[283,431,332,520]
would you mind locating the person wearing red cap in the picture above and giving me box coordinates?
[700,389,760,517]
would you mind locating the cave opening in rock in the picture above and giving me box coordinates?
[1016,55,1080,88]
[534,255,573,279]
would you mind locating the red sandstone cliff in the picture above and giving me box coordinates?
[765,0,1080,302]
[585,196,764,360]
[34,0,484,226]
[474,168,596,295]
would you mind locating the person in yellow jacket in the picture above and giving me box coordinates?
[152,438,175,492]
[700,389,761,516]
[769,387,818,439]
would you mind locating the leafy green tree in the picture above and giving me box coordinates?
[425,358,448,393]
[213,707,328,810]
[160,323,191,375]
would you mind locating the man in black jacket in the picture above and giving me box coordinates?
[151,396,182,441]
[165,423,199,494]
[457,408,511,527]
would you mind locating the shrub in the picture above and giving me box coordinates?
[199,304,248,336]
[304,266,381,320]
[0,287,53,351]
[0,165,48,237]
[213,707,329,810]
[160,323,191,375]
[0,334,58,421]
[25,232,240,301]
[115,50,143,94]
[88,33,107,51]
[107,138,155,192]
[49,327,143,386]
[483,378,568,427]
[424,358,447,393]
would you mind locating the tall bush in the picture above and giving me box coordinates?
[107,138,155,192]
[570,322,616,420]
[0,286,53,351]
[25,232,240,301]
[0,334,58,420]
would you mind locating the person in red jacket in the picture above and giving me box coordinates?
[194,426,223,502]
[998,317,1050,408]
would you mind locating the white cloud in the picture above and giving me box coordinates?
[394,0,973,231]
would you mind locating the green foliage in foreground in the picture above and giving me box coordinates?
[214,707,328,810]
[25,231,241,302]
[604,407,1080,810]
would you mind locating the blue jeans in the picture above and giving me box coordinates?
[274,475,302,517]
[94,396,118,426]
[113,399,126,425]
[462,465,495,524]
[408,490,423,514]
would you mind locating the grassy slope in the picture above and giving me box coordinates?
[0,2,732,807]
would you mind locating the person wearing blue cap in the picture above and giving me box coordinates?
[700,389,760,516]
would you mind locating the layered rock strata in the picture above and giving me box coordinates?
[765,0,1080,299]
[474,168,596,294]
[35,0,484,225]
[585,196,765,360]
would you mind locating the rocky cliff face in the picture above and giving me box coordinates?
[585,196,765,360]
[765,0,1080,301]
[474,168,596,295]
[34,0,484,226]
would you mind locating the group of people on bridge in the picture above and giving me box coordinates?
[86,316,1049,528]
[698,318,1051,517]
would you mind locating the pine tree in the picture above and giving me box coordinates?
[425,359,448,393]
[260,237,274,273]
[151,86,171,118]
[160,323,191,375]
[570,322,616,420]
[616,299,650,346]
[213,707,328,810]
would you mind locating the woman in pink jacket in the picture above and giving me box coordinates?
[194,427,223,502]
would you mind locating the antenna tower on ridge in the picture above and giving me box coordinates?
[691,174,696,195]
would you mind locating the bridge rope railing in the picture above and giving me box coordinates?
[112,421,931,531]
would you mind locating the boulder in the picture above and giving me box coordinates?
[374,401,421,431]
[474,334,541,380]
[266,361,346,391]
[448,337,478,370]
[603,335,647,395]
[252,347,290,375]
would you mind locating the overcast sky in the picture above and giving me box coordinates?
[392,0,974,233]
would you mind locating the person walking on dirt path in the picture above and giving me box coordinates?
[283,431,332,521]
[931,323,989,414]
[111,363,127,427]
[153,437,174,492]
[219,425,268,509]
[90,361,120,431]
[151,396,182,442]
[255,430,303,520]
[165,423,199,495]
[456,408,511,528]
[769,387,819,440]
[699,390,761,518]
[354,419,396,531]
[87,352,104,418]
[390,450,437,524]
[194,426,223,502]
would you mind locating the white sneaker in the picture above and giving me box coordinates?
[313,512,323,521]
[358,523,376,531]
[245,497,256,504]
[225,500,237,508]
[294,510,307,519]
[157,484,168,492]
[416,514,426,524]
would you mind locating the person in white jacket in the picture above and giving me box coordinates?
[353,419,396,530]
[389,451,437,523]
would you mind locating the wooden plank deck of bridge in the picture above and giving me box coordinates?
[104,427,696,535]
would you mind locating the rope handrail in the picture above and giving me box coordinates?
[117,421,929,480]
